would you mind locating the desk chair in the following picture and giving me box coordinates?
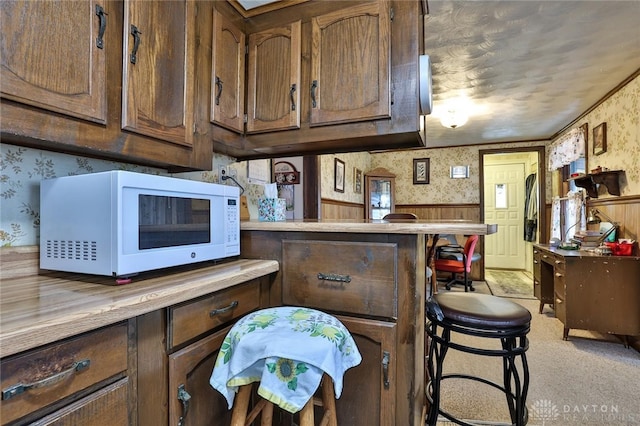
[434,234,478,292]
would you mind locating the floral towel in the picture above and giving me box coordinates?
[209,306,362,413]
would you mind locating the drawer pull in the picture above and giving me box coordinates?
[317,273,351,283]
[2,359,90,401]
[556,298,563,304]
[554,260,563,265]
[209,300,239,317]
[382,351,390,389]
[555,272,563,278]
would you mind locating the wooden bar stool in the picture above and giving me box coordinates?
[210,307,361,426]
[230,373,337,426]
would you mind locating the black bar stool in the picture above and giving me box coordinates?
[426,292,532,426]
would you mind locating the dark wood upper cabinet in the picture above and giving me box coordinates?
[211,9,246,134]
[310,2,390,126]
[246,21,302,134]
[1,0,107,124]
[122,0,196,147]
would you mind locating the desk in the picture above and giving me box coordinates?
[533,244,640,344]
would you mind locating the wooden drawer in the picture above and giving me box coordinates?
[1,323,128,424]
[282,240,397,319]
[32,378,130,426]
[168,280,260,350]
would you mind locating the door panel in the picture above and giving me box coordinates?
[484,163,526,269]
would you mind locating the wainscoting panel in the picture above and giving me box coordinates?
[321,199,364,221]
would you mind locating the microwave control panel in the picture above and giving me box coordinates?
[226,198,240,247]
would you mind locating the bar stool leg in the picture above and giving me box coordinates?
[320,376,338,426]
[231,384,253,426]
[299,396,315,426]
[426,322,450,426]
[260,400,274,426]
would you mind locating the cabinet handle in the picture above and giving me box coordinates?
[177,384,191,426]
[215,76,223,106]
[317,272,351,283]
[542,255,549,259]
[289,84,297,111]
[533,260,538,264]
[209,300,238,317]
[555,298,563,304]
[555,272,563,278]
[1,359,90,400]
[554,260,563,265]
[129,24,141,64]
[311,80,318,108]
[382,351,390,389]
[95,5,107,49]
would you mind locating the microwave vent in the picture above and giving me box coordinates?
[44,240,98,262]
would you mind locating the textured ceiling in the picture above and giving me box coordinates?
[423,1,640,148]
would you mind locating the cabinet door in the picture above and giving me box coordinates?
[212,9,245,134]
[246,21,301,134]
[168,327,232,426]
[310,2,390,126]
[122,0,195,146]
[335,316,396,426]
[1,0,107,124]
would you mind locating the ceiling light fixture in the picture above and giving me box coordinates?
[440,108,468,129]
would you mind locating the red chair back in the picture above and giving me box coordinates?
[463,235,479,273]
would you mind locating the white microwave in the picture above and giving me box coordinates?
[40,171,240,278]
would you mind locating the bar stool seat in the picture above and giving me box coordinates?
[210,306,361,425]
[426,293,532,426]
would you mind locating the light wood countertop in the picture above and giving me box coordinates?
[241,219,498,235]
[0,258,279,358]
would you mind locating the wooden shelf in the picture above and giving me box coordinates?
[569,170,622,198]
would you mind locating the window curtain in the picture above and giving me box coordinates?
[550,191,585,241]
[548,127,586,171]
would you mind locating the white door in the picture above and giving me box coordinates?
[484,163,526,269]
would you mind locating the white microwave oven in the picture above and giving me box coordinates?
[40,171,240,278]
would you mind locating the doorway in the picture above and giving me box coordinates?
[480,147,546,275]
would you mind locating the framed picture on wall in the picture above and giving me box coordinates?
[413,158,430,184]
[354,168,363,194]
[334,158,345,192]
[593,122,606,155]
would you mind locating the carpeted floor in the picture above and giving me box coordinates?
[431,291,640,425]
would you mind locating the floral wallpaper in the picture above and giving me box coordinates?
[369,142,548,205]
[0,146,238,246]
[553,74,639,196]
[320,152,372,203]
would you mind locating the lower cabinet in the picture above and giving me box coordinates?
[242,231,426,425]
[0,322,133,426]
[168,327,233,426]
[137,277,267,425]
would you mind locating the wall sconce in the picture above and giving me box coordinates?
[440,108,468,129]
[587,208,619,244]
